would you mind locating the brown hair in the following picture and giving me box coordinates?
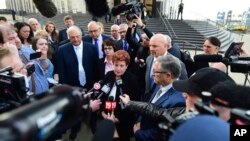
[102,39,118,52]
[32,36,52,59]
[112,50,130,66]
[64,15,73,21]
[45,21,58,42]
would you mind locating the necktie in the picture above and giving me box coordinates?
[151,88,162,103]
[123,40,128,51]
[94,38,99,56]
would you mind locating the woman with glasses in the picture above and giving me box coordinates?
[193,37,227,73]
[99,50,140,141]
[98,39,118,80]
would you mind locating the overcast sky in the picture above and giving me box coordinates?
[0,0,6,9]
[184,0,250,20]
[0,0,249,20]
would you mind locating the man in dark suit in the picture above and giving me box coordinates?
[57,25,99,140]
[134,55,185,141]
[83,21,110,59]
[145,34,188,101]
[58,15,85,44]
[57,25,99,90]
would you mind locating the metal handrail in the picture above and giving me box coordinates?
[181,40,201,55]
[156,8,178,39]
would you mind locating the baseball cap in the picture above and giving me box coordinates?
[173,67,235,96]
[169,115,229,141]
[210,81,250,109]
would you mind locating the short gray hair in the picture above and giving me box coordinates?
[164,34,172,48]
[66,25,82,36]
[156,55,181,79]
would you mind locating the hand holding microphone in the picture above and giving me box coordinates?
[90,99,102,112]
[119,94,130,105]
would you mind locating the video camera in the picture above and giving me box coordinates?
[111,1,142,21]
[0,85,90,141]
[0,67,29,113]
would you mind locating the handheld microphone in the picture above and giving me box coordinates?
[33,0,57,18]
[96,83,111,99]
[87,80,103,93]
[0,66,12,73]
[116,79,125,109]
[105,96,116,111]
[194,54,223,62]
[230,108,250,125]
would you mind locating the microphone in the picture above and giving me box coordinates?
[111,3,128,16]
[85,0,109,17]
[33,0,57,18]
[96,83,111,99]
[116,79,125,109]
[230,108,250,125]
[92,120,115,141]
[0,85,90,141]
[0,66,12,73]
[87,80,104,93]
[194,54,223,62]
[116,79,123,95]
[105,96,116,111]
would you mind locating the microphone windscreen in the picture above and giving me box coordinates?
[33,0,57,18]
[210,81,250,109]
[92,120,115,141]
[194,54,223,62]
[85,0,109,17]
[111,4,128,16]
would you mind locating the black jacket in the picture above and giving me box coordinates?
[125,101,186,121]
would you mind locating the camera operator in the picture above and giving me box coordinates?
[209,81,250,124]
[193,37,227,73]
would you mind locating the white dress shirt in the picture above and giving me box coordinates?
[73,41,86,86]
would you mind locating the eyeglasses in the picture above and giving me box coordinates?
[104,47,113,50]
[153,71,167,74]
[118,31,126,34]
[88,29,99,33]
[203,45,212,48]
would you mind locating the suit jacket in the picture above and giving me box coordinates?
[145,54,188,100]
[100,71,140,141]
[83,34,111,58]
[135,86,185,141]
[58,28,68,44]
[57,41,99,90]
[98,58,106,80]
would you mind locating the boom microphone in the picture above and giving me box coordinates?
[33,0,57,18]
[194,54,223,62]
[85,0,109,17]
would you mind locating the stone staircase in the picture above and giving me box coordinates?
[185,20,236,52]
[23,13,237,52]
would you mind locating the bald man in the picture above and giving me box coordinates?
[110,24,120,40]
[144,34,188,101]
[84,21,111,59]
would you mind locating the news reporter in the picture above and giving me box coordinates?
[100,50,140,141]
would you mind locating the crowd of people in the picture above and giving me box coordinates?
[0,6,249,141]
